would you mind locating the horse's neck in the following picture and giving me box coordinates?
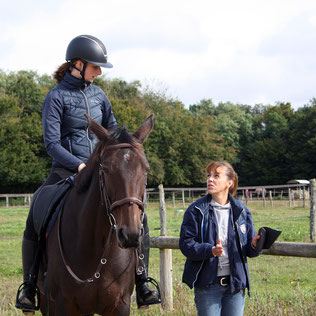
[63,175,111,258]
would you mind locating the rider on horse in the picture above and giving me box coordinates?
[16,34,160,313]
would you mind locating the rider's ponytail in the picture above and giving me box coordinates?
[53,59,80,83]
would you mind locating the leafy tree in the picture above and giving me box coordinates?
[288,100,316,180]
[4,70,48,115]
[144,93,235,186]
[3,69,315,191]
[237,103,294,185]
[94,77,141,100]
[189,98,216,116]
[0,71,52,192]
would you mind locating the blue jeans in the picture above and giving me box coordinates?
[194,285,245,316]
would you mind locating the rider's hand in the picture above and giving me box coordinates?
[78,163,86,172]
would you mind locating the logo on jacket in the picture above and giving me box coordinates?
[240,224,246,234]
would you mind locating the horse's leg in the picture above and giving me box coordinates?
[39,296,55,316]
[54,295,81,316]
[99,301,131,316]
[107,300,131,316]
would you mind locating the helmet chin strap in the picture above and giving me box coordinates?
[72,61,88,82]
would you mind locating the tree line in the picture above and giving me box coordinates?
[0,69,316,193]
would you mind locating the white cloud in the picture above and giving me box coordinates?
[1,0,316,108]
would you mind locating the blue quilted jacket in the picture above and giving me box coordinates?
[179,194,259,297]
[42,71,117,172]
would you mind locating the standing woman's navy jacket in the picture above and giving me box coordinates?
[42,71,117,172]
[179,194,259,297]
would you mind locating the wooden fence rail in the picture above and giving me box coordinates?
[150,236,316,258]
[0,194,32,207]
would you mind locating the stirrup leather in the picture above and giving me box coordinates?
[15,282,40,311]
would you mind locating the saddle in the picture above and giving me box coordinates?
[32,176,74,239]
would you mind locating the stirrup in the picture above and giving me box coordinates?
[15,282,40,311]
[136,277,162,308]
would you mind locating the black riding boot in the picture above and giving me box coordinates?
[15,237,39,312]
[135,214,161,308]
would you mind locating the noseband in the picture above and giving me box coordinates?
[99,143,146,229]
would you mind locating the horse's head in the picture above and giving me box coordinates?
[86,114,154,249]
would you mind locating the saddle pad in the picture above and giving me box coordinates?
[32,177,73,237]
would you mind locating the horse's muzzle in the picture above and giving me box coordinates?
[117,227,142,249]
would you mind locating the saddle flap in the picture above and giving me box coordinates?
[32,177,73,237]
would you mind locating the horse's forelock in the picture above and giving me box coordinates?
[107,126,136,145]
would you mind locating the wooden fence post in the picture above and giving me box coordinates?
[158,184,173,310]
[288,188,292,207]
[303,186,306,208]
[310,179,316,242]
[182,190,185,208]
[269,191,273,207]
[172,192,175,207]
[262,188,266,208]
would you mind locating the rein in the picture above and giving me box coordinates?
[57,142,146,284]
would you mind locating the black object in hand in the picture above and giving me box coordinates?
[255,227,282,252]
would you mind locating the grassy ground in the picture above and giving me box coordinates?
[0,199,315,315]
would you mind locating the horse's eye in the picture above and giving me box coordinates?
[101,165,110,173]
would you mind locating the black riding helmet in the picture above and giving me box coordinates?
[66,35,113,80]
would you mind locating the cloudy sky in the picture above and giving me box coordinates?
[1,0,316,109]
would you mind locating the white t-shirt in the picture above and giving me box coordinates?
[211,200,231,276]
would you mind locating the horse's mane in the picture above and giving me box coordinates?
[74,125,141,192]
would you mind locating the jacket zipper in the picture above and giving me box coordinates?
[80,88,93,155]
[68,136,73,154]
[235,219,251,298]
[192,207,205,288]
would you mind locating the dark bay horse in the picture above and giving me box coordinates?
[38,114,154,316]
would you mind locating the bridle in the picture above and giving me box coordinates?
[98,143,146,229]
[57,142,147,284]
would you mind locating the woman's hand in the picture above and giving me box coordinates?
[78,163,86,172]
[212,239,224,257]
[251,234,261,248]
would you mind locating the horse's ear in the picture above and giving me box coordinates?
[85,114,110,141]
[133,114,154,144]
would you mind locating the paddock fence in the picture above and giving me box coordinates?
[146,182,310,209]
[0,182,310,208]
[0,193,32,208]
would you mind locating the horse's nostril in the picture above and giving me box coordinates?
[118,228,129,242]
[117,227,142,249]
[140,226,144,237]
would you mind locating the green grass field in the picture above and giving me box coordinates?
[0,199,315,315]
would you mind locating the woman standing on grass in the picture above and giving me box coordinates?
[179,161,260,316]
